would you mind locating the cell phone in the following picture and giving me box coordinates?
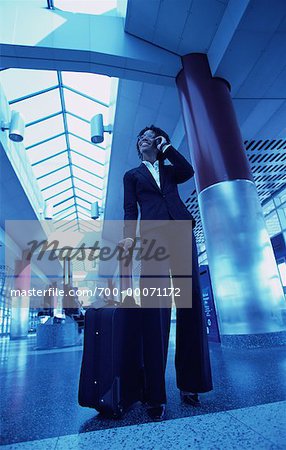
[155,137,162,147]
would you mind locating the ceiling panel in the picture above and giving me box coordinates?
[77,197,92,208]
[63,88,109,122]
[43,178,73,200]
[62,72,111,104]
[0,68,58,101]
[235,33,286,98]
[125,0,228,55]
[32,151,69,178]
[74,187,99,204]
[54,207,76,221]
[26,135,67,164]
[66,114,90,142]
[24,115,65,148]
[13,88,61,123]
[53,197,75,213]
[73,165,104,189]
[69,134,106,164]
[45,188,74,206]
[36,165,71,190]
[73,178,102,198]
[71,151,105,177]
[125,0,160,42]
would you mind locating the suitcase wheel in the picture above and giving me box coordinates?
[113,405,124,419]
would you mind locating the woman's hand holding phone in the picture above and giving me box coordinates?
[155,136,168,152]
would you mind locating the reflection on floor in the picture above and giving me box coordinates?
[1,323,286,448]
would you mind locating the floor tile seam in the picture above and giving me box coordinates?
[53,436,60,449]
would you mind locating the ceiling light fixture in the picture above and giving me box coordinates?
[91,113,112,144]
[1,110,25,142]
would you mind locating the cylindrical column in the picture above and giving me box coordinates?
[176,53,286,336]
[10,251,31,339]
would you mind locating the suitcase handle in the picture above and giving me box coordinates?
[116,245,133,303]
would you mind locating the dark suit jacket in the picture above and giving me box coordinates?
[123,145,195,240]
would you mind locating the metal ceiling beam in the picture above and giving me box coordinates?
[73,176,103,191]
[63,85,109,108]
[77,207,91,216]
[77,195,92,205]
[46,187,73,202]
[26,132,65,150]
[54,205,75,217]
[57,71,80,231]
[75,186,101,200]
[73,163,103,180]
[71,149,105,167]
[59,223,79,233]
[77,204,91,214]
[31,150,68,166]
[54,210,76,221]
[41,176,71,192]
[26,111,62,128]
[0,13,180,85]
[36,164,69,180]
[9,85,59,105]
[55,218,77,230]
[69,131,105,150]
[53,195,74,208]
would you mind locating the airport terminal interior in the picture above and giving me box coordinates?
[0,0,286,449]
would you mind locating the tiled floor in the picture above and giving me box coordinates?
[1,323,286,448]
[1,402,285,449]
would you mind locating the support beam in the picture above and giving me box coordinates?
[0,3,181,85]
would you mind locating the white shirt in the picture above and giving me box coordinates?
[125,144,171,243]
[142,159,161,188]
[142,144,171,189]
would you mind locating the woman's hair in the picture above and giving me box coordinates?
[136,125,170,160]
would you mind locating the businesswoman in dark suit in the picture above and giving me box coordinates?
[120,125,213,421]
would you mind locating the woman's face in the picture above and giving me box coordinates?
[138,129,158,156]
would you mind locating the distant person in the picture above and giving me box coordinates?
[62,284,81,317]
[120,125,213,421]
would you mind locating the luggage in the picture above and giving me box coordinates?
[78,253,143,417]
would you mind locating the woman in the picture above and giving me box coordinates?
[120,125,213,421]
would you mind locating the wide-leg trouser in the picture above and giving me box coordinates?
[139,221,213,405]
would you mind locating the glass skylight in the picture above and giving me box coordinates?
[66,114,91,142]
[27,135,67,164]
[69,134,106,164]
[44,178,73,200]
[13,88,62,124]
[1,67,116,231]
[25,115,64,148]
[63,88,109,122]
[0,69,58,101]
[62,72,112,104]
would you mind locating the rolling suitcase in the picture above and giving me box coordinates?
[78,253,143,417]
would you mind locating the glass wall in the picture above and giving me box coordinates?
[263,187,286,297]
[263,188,286,236]
[0,266,13,335]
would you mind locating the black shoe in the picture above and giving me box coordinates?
[180,391,201,406]
[147,404,166,421]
